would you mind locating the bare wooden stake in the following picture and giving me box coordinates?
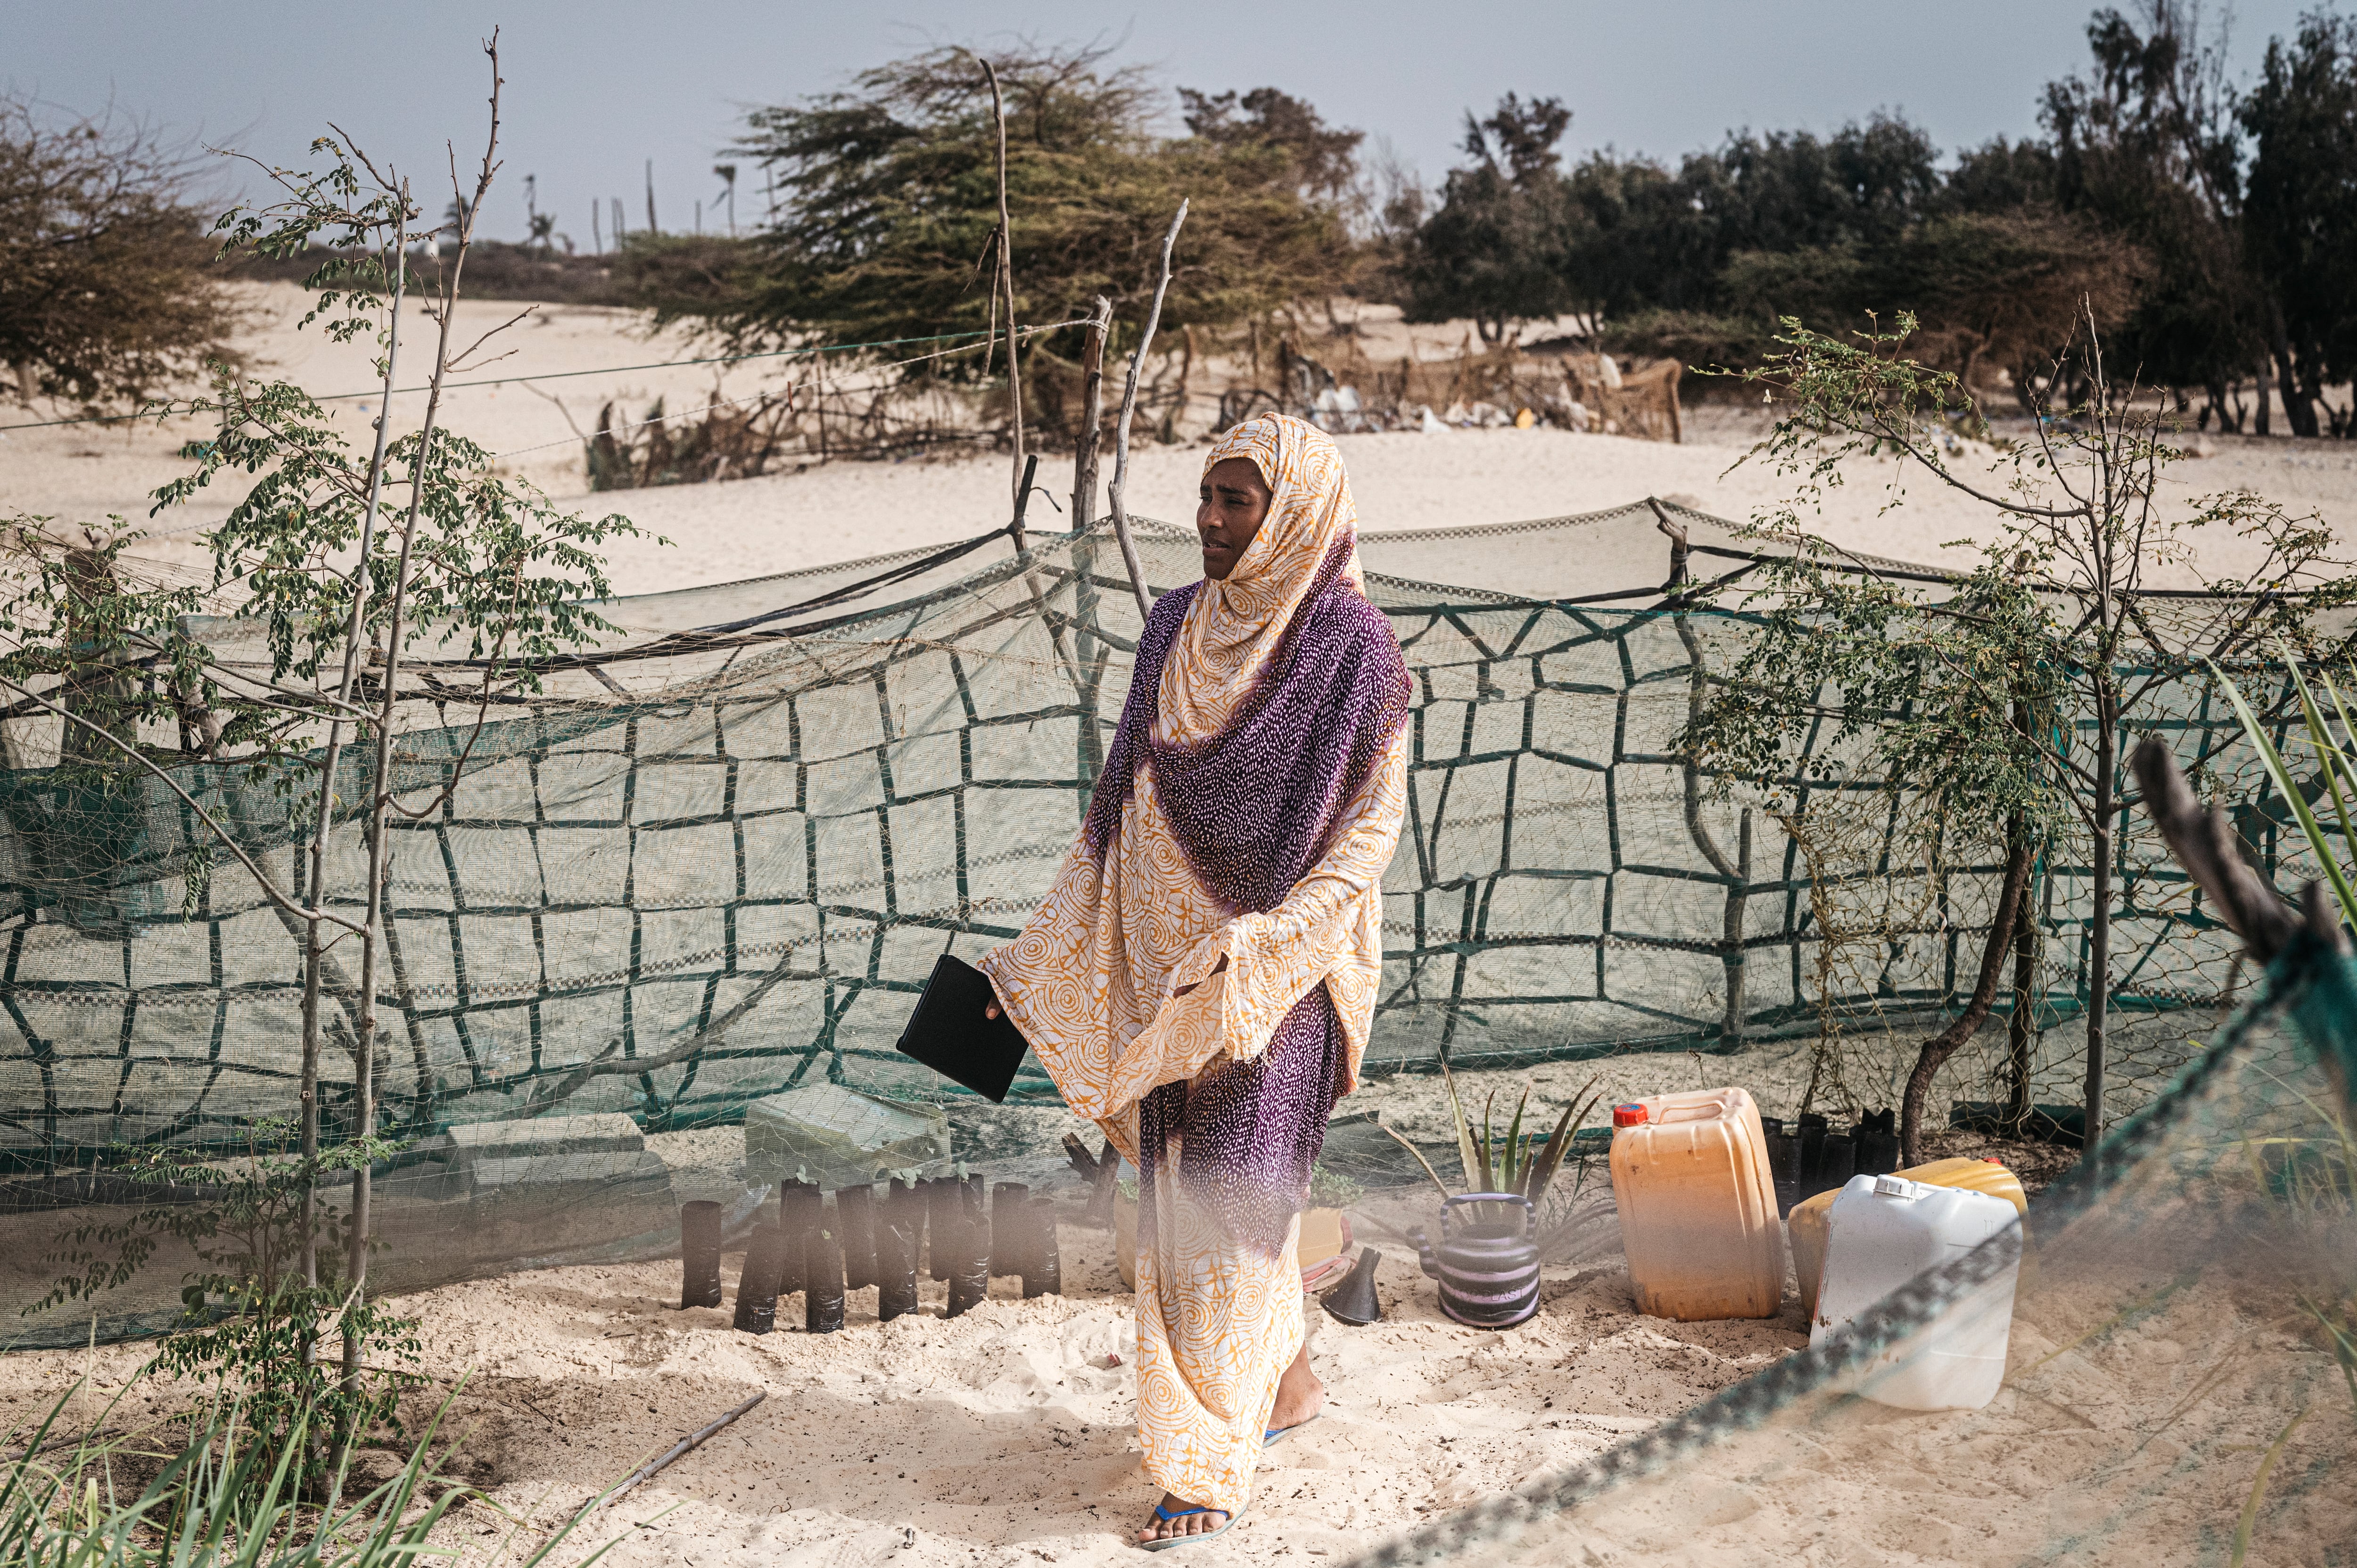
[1072,296,1112,531]
[1107,201,1187,622]
[979,57,1025,523]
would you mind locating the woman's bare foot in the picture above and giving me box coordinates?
[1138,1494,1230,1543]
[1268,1341,1325,1434]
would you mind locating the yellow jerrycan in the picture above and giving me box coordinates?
[1789,1155,2026,1320]
[1608,1086,1785,1320]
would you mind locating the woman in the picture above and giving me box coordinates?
[980,413,1410,1547]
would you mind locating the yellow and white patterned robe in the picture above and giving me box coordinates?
[980,416,1408,1516]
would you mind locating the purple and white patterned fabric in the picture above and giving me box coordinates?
[1097,538,1410,1250]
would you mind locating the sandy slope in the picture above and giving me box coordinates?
[11,287,2357,603]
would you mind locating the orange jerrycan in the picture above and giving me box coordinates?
[1608,1086,1785,1320]
[1789,1156,2026,1320]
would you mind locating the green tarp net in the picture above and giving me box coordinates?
[0,502,2335,1338]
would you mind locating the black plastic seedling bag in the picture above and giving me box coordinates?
[991,1182,1032,1279]
[878,1220,920,1322]
[733,1222,791,1334]
[1022,1199,1061,1299]
[806,1226,846,1333]
[947,1215,990,1317]
[779,1181,822,1296]
[679,1199,724,1308]
[923,1177,954,1281]
[838,1183,879,1291]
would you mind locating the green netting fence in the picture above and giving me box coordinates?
[0,504,2337,1333]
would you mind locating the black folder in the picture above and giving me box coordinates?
[895,953,1031,1103]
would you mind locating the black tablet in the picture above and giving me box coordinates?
[895,953,1032,1103]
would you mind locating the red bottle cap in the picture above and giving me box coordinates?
[1612,1103,1649,1128]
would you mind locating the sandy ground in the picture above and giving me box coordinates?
[0,1215,1805,1568]
[11,287,2357,604]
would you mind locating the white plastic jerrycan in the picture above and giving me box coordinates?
[1810,1173,2022,1411]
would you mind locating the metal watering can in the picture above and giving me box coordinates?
[1414,1193,1541,1329]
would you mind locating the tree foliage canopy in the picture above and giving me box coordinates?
[632,45,1360,376]
[1386,3,2357,435]
[0,95,236,407]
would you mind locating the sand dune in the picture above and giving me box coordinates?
[12,286,2357,603]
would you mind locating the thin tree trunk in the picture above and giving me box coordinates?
[1107,203,1188,623]
[979,58,1024,530]
[1071,298,1110,531]
[2006,881,2038,1132]
[303,242,405,1295]
[1901,829,2034,1165]
[344,41,503,1399]
[2084,696,2116,1163]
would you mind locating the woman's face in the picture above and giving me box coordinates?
[1196,457,1273,581]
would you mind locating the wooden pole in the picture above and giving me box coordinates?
[1072,297,1112,531]
[1107,201,1187,623]
[979,58,1025,520]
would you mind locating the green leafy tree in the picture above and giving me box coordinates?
[31,1119,420,1491]
[2039,3,2266,424]
[1399,94,1580,342]
[0,94,237,408]
[4,35,643,1456]
[2240,10,2357,437]
[646,43,1355,411]
[1689,312,2357,1155]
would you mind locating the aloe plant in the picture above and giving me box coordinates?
[1380,1066,1604,1219]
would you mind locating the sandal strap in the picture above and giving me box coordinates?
[1153,1505,1223,1522]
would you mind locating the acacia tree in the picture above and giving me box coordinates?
[643,43,1356,388]
[0,94,237,406]
[1685,311,2355,1157]
[1,35,639,1453]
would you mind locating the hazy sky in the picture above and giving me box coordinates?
[6,1,2322,246]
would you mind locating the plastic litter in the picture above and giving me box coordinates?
[1320,1246,1384,1326]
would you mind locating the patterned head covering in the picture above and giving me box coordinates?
[1160,414,1368,742]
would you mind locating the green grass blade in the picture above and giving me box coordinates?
[1375,1117,1453,1204]
[2275,645,2357,895]
[1505,1089,1529,1194]
[1477,1089,1498,1193]
[2215,663,2357,931]
[1439,1059,1481,1194]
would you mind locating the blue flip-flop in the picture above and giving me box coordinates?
[1138,1501,1245,1550]
[1262,1412,1321,1448]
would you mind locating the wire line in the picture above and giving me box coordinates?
[0,320,1091,435]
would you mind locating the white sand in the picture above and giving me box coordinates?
[0,1219,1804,1567]
[14,287,2357,601]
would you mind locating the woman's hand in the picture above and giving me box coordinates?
[1172,953,1230,999]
